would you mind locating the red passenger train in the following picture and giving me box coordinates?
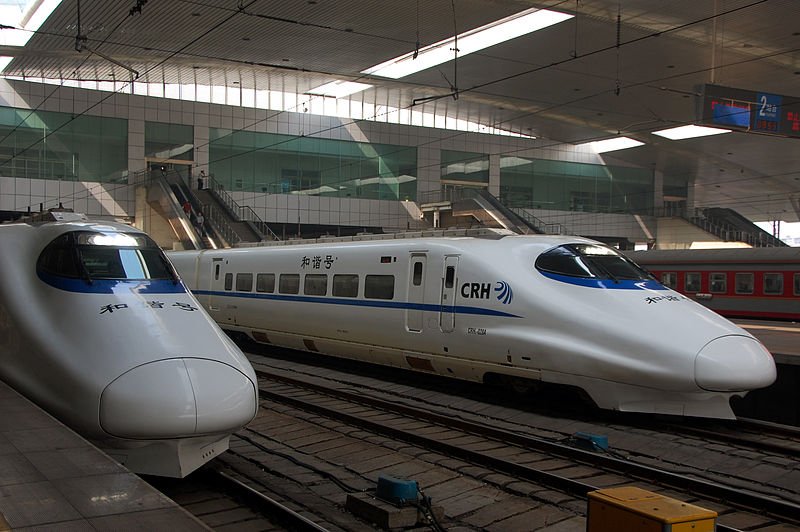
[627,248,800,321]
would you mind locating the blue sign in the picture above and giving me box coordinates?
[753,92,782,133]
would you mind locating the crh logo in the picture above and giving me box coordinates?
[461,281,513,305]
[495,281,513,304]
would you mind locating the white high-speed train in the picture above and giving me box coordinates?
[169,233,777,419]
[0,216,258,477]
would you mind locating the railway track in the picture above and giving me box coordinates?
[148,466,330,531]
[245,359,800,531]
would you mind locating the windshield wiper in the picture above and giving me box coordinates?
[75,250,94,285]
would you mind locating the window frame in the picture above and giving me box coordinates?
[684,272,701,293]
[709,272,727,294]
[236,272,253,292]
[364,274,395,300]
[256,273,275,293]
[304,274,328,296]
[735,272,754,295]
[763,272,784,296]
[279,273,300,294]
[332,274,359,298]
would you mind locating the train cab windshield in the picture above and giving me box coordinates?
[536,244,652,281]
[37,231,176,282]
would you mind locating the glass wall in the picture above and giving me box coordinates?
[441,150,489,184]
[209,130,417,201]
[0,106,127,182]
[145,122,193,162]
[499,156,653,214]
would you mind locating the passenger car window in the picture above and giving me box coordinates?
[795,273,800,296]
[764,273,783,295]
[735,273,754,294]
[236,273,253,292]
[224,273,233,291]
[661,272,677,289]
[413,262,423,286]
[709,273,727,293]
[304,274,328,296]
[279,274,300,294]
[332,274,359,297]
[685,273,701,293]
[365,275,394,299]
[256,273,275,293]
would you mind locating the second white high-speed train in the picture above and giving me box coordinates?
[0,216,258,477]
[169,233,777,419]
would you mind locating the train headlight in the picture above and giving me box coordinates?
[695,336,776,392]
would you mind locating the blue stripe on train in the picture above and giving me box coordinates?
[38,271,187,294]
[193,289,522,318]
[539,271,668,290]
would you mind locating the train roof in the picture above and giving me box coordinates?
[626,247,800,265]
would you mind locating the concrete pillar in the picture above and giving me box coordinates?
[416,145,440,202]
[489,154,500,196]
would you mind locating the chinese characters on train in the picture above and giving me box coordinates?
[300,255,337,269]
[100,301,198,314]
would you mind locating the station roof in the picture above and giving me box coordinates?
[1,0,798,222]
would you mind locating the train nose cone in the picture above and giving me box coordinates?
[100,358,257,439]
[695,336,776,392]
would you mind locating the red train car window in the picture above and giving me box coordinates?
[795,273,800,296]
[763,273,783,295]
[709,273,727,294]
[735,273,754,295]
[685,272,701,293]
[661,272,677,289]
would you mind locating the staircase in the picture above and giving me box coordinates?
[689,208,786,247]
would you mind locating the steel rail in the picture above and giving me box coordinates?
[255,369,800,528]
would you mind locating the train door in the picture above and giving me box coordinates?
[406,254,427,332]
[208,257,235,325]
[440,255,459,332]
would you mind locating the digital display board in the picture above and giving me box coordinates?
[702,84,800,138]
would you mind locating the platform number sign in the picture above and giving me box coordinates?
[754,92,781,133]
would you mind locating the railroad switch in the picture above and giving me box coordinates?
[345,474,444,530]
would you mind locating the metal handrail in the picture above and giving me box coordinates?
[205,175,280,241]
[203,202,242,246]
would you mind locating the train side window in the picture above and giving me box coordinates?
[685,272,701,293]
[445,266,455,288]
[236,273,253,292]
[764,273,783,295]
[413,262,423,286]
[279,274,300,294]
[304,274,328,296]
[709,273,727,294]
[224,273,233,291]
[365,275,394,300]
[661,272,677,289]
[332,274,359,297]
[735,273,754,294]
[256,273,275,293]
[795,273,800,296]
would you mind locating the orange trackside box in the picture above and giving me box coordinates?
[587,486,717,532]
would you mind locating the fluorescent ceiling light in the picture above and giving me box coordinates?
[307,80,372,98]
[362,7,573,79]
[582,137,644,153]
[0,0,62,47]
[652,124,732,140]
[0,56,13,73]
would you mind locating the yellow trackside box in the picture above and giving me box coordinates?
[587,486,717,532]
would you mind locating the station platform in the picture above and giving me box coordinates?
[735,320,800,365]
[0,379,209,530]
[732,320,800,426]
